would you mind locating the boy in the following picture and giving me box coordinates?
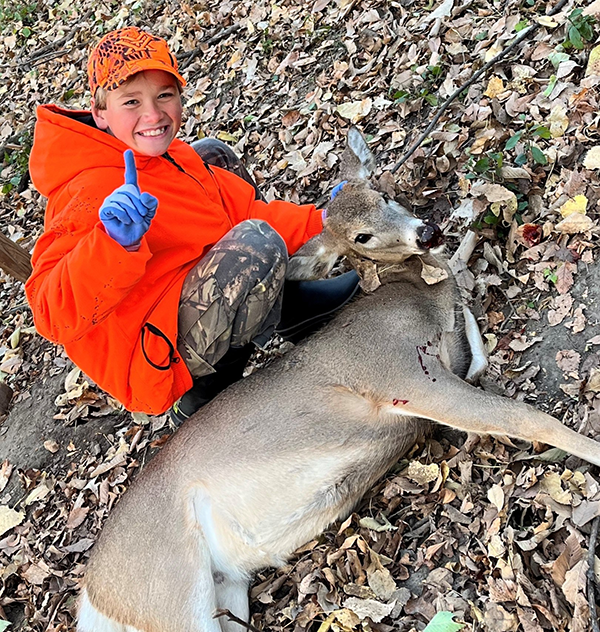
[26,27,357,420]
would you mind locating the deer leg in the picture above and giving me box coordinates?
[462,305,488,383]
[382,362,600,467]
[214,575,250,632]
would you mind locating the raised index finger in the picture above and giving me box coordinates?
[123,150,139,189]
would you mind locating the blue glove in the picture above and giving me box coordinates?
[330,181,347,200]
[99,150,158,248]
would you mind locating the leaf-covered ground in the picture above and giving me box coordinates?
[0,0,600,630]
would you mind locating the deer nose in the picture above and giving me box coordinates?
[416,221,444,250]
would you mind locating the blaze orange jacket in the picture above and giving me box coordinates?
[26,105,323,414]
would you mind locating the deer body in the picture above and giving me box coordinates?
[78,129,600,632]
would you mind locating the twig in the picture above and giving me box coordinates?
[588,516,600,632]
[4,303,31,315]
[214,608,262,632]
[18,9,94,68]
[178,23,242,71]
[390,0,571,174]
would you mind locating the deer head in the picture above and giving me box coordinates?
[287,127,443,291]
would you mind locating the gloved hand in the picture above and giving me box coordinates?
[330,180,347,200]
[99,150,158,248]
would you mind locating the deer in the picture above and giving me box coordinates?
[77,128,600,632]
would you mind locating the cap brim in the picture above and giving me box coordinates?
[113,58,187,89]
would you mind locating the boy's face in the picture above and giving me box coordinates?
[91,69,183,157]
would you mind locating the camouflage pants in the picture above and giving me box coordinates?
[177,140,287,378]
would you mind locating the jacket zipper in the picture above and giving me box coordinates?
[162,151,224,204]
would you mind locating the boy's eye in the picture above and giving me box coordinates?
[159,91,175,99]
[123,99,138,106]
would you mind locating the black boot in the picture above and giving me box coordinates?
[170,344,254,425]
[275,271,360,344]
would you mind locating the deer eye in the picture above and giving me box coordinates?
[354,233,373,244]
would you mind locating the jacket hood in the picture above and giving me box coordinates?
[29,104,166,197]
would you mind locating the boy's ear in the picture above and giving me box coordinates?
[91,98,109,131]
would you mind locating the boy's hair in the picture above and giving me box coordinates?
[93,76,183,110]
[88,27,186,98]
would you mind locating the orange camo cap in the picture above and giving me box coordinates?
[88,27,186,96]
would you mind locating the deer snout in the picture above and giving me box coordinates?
[416,221,443,250]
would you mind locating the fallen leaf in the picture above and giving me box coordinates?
[555,213,593,234]
[359,516,397,532]
[583,146,600,169]
[336,99,372,124]
[559,195,588,218]
[585,44,600,76]
[548,105,569,138]
[421,262,449,285]
[555,349,580,373]
[488,484,505,511]
[342,597,395,623]
[0,505,25,537]
[406,461,439,485]
[585,368,600,393]
[43,439,59,453]
[0,460,12,493]
[22,563,50,586]
[367,567,396,600]
[500,166,531,180]
[484,76,505,98]
[483,602,518,631]
[540,472,572,505]
[562,560,587,606]
[423,610,465,631]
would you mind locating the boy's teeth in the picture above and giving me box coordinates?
[140,127,166,137]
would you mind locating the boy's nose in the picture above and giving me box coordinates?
[142,102,163,122]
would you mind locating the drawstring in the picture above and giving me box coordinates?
[141,322,179,371]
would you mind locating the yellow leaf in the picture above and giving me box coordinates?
[406,461,439,485]
[548,105,569,138]
[585,44,600,77]
[484,76,505,98]
[0,505,24,537]
[540,472,572,504]
[336,99,372,124]
[226,50,242,68]
[216,131,239,143]
[559,195,588,217]
[536,16,559,27]
[583,146,600,170]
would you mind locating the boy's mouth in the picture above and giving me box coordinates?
[138,126,168,138]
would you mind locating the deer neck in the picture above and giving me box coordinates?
[348,251,449,293]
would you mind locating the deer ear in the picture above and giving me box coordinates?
[339,127,375,182]
[287,231,342,281]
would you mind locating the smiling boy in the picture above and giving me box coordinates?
[25,27,358,419]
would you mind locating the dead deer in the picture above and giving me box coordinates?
[77,128,600,632]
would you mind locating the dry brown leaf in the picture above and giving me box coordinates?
[540,472,572,505]
[420,262,449,285]
[555,349,580,373]
[342,597,395,623]
[555,213,594,234]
